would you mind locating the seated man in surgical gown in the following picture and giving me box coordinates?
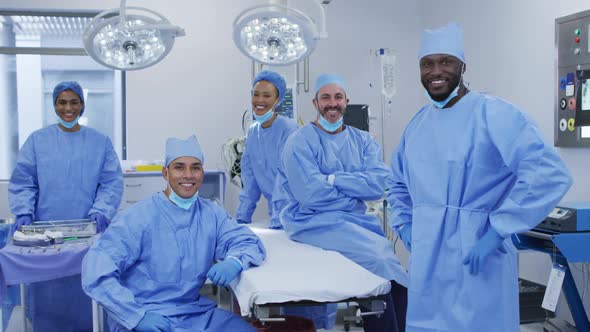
[275,74,408,332]
[82,135,265,332]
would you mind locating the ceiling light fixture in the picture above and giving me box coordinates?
[83,0,185,70]
[233,0,329,66]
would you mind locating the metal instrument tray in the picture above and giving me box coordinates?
[19,219,97,238]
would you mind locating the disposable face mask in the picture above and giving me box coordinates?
[57,115,80,129]
[169,188,198,210]
[253,100,278,124]
[425,85,459,109]
[253,109,274,124]
[318,115,343,133]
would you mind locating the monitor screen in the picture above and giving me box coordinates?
[343,104,369,132]
[275,88,294,119]
[582,79,590,111]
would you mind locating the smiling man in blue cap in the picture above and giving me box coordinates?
[386,22,572,331]
[275,74,408,332]
[82,135,265,331]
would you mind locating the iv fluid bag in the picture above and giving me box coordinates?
[380,50,397,99]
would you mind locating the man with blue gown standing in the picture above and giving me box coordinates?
[8,81,123,331]
[82,135,265,332]
[237,70,298,229]
[276,74,408,332]
[386,23,573,331]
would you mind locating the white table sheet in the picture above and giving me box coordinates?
[232,227,392,316]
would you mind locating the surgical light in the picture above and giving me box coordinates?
[233,1,329,66]
[83,0,185,70]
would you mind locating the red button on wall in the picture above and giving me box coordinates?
[576,37,581,43]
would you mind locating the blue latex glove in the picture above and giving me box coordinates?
[397,224,412,251]
[89,213,110,233]
[463,228,507,275]
[13,215,33,232]
[206,259,243,287]
[134,312,172,332]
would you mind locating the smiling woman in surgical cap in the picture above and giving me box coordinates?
[236,70,298,229]
[8,80,124,331]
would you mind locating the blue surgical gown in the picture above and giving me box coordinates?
[82,192,266,331]
[386,91,572,332]
[9,124,123,221]
[237,115,298,228]
[277,124,408,329]
[8,124,123,332]
[279,123,407,285]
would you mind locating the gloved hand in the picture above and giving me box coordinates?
[236,219,251,225]
[14,215,33,231]
[89,213,110,233]
[134,312,172,332]
[462,228,507,275]
[397,224,412,251]
[206,259,243,287]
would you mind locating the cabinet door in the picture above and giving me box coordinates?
[120,175,166,210]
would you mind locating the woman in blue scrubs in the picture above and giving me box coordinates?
[8,81,123,332]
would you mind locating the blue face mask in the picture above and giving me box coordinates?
[425,85,459,109]
[168,189,198,210]
[253,109,274,124]
[318,115,343,133]
[57,115,80,129]
[253,100,278,124]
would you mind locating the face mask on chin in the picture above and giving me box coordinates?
[56,115,80,128]
[318,115,343,132]
[425,85,459,109]
[168,188,198,210]
[253,100,278,124]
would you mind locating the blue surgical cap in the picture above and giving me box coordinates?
[165,135,205,166]
[253,70,286,106]
[52,81,85,115]
[419,22,465,62]
[314,74,346,96]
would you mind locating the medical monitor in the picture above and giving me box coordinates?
[343,104,369,132]
[581,79,590,111]
[575,70,590,126]
[274,88,294,119]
